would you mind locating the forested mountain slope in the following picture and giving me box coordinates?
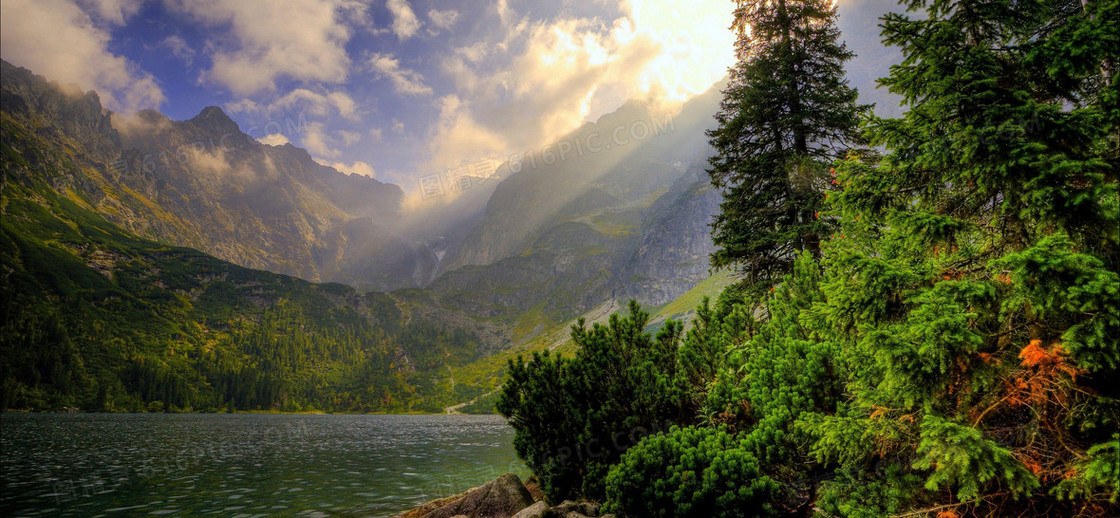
[0,105,484,412]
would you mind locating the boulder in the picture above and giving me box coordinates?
[547,501,600,517]
[511,501,549,518]
[422,473,535,518]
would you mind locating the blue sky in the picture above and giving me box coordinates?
[1,0,898,193]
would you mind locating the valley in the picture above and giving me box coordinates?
[0,59,727,414]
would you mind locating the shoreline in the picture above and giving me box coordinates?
[0,408,500,416]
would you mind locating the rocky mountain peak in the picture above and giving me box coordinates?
[188,106,240,136]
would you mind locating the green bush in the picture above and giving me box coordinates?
[604,426,777,517]
[497,301,690,502]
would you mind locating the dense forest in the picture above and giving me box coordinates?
[497,0,1119,515]
[0,110,487,413]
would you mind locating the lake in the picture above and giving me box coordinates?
[0,413,527,517]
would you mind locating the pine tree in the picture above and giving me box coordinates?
[497,301,691,503]
[801,0,1119,513]
[707,0,865,291]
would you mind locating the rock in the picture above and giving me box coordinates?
[421,473,535,518]
[547,501,600,517]
[392,491,470,518]
[523,477,546,502]
[512,501,549,518]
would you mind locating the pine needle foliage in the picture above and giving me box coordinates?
[707,0,866,292]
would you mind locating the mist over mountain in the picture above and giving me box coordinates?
[426,86,724,330]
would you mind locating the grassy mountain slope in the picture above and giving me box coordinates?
[448,269,736,414]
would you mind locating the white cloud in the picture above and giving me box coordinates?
[302,122,338,157]
[368,53,432,96]
[77,0,142,25]
[424,0,734,172]
[624,0,737,101]
[0,0,164,113]
[426,95,509,171]
[190,148,232,176]
[328,160,376,178]
[456,42,488,64]
[161,35,195,64]
[337,130,362,146]
[369,127,383,142]
[299,121,362,158]
[386,0,421,41]
[166,0,363,95]
[226,87,359,120]
[258,133,290,146]
[427,8,458,32]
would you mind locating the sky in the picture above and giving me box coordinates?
[0,0,900,192]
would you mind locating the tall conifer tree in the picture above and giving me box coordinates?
[707,0,864,290]
[802,0,1119,512]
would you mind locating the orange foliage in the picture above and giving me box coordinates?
[936,511,960,518]
[870,406,888,420]
[1019,340,1081,378]
[1007,341,1083,409]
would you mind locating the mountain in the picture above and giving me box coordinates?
[1,60,430,293]
[422,86,725,335]
[0,70,488,412]
[0,59,732,411]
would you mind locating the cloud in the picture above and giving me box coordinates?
[161,35,195,65]
[257,133,290,146]
[77,0,142,25]
[110,110,172,138]
[337,130,362,146]
[427,8,458,33]
[302,122,338,157]
[426,95,509,171]
[387,0,421,40]
[190,148,232,177]
[226,87,359,120]
[368,53,432,96]
[299,121,362,158]
[624,0,737,101]
[456,42,488,64]
[0,0,164,113]
[328,160,376,178]
[423,0,734,172]
[166,0,363,95]
[426,16,653,170]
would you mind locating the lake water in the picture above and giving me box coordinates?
[0,413,527,517]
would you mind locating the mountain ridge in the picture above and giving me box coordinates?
[1,59,432,292]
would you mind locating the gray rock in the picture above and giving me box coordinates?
[511,501,549,518]
[422,473,535,518]
[547,501,599,517]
